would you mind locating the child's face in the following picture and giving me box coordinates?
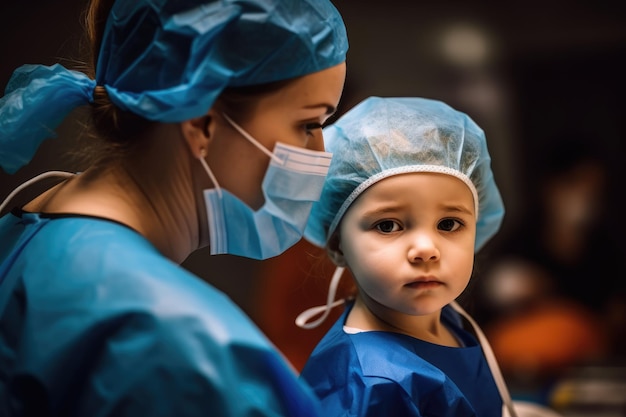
[336,172,476,318]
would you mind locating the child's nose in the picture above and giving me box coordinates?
[407,231,440,263]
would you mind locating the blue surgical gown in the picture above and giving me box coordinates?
[0,210,321,417]
[300,301,502,417]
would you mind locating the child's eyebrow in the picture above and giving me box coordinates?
[440,203,475,217]
[360,204,406,218]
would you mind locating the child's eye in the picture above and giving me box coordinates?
[438,218,463,232]
[375,220,401,233]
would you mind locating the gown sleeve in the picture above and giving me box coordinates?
[1,216,320,417]
[70,313,317,417]
[4,298,319,417]
[352,373,477,417]
[356,376,423,416]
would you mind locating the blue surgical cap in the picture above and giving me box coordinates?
[0,0,348,174]
[304,97,505,252]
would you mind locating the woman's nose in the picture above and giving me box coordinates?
[407,232,440,263]
[307,130,325,152]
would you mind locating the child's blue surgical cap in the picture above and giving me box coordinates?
[0,0,348,174]
[305,96,505,252]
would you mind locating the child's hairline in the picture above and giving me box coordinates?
[325,165,479,244]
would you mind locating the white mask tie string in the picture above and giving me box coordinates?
[0,171,75,215]
[296,266,347,329]
[222,113,283,164]
[198,152,222,199]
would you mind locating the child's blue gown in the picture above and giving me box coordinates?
[301,301,502,416]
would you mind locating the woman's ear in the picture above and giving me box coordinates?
[326,232,347,267]
[180,112,214,158]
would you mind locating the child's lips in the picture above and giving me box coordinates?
[405,278,443,289]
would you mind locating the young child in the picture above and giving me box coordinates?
[296,96,507,416]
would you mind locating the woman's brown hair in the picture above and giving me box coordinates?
[82,0,155,151]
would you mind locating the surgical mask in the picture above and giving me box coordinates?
[198,114,332,260]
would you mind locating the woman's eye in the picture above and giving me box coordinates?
[438,218,462,232]
[305,122,323,135]
[375,220,400,233]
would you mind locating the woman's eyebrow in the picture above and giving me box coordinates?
[305,104,337,116]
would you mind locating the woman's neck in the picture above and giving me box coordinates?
[23,128,203,263]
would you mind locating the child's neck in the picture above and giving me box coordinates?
[346,297,461,347]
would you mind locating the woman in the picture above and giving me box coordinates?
[0,0,348,415]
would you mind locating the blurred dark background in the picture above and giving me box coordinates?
[2,1,625,412]
[3,0,625,301]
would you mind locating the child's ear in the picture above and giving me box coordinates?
[326,232,347,267]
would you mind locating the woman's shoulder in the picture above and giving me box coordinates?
[9,213,267,345]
